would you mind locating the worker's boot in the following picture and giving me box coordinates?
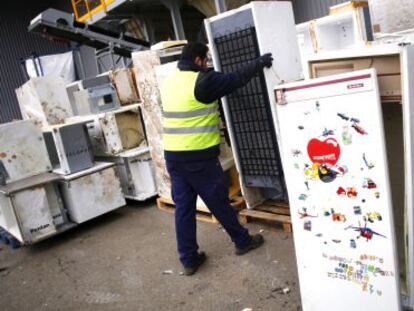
[235,234,264,255]
[183,252,207,276]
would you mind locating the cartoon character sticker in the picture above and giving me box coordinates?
[298,207,318,219]
[345,222,387,241]
[306,138,343,183]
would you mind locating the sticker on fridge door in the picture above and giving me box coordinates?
[306,138,346,183]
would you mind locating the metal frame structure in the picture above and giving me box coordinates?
[29,9,150,58]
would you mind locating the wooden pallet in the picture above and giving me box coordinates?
[156,196,246,224]
[239,201,292,232]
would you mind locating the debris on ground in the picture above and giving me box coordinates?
[241,308,253,311]
[0,266,10,277]
[162,270,173,275]
[259,229,265,233]
[272,286,290,295]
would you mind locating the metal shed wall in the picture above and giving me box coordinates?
[291,0,348,24]
[0,2,70,124]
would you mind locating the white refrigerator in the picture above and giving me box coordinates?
[274,69,401,310]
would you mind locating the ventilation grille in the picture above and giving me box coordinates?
[214,27,281,180]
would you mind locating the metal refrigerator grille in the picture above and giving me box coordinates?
[214,27,280,177]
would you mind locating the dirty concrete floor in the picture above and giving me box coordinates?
[0,201,301,311]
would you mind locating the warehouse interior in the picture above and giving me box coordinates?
[1,0,414,310]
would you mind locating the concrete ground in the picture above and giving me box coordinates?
[0,201,301,311]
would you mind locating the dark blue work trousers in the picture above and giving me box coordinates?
[166,158,250,267]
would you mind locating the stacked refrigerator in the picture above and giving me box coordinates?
[68,104,157,201]
[0,120,73,244]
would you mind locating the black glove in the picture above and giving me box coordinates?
[258,53,273,69]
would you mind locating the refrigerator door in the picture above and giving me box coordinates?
[274,69,401,311]
[205,2,301,201]
[402,45,414,309]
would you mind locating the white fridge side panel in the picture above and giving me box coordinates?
[0,195,23,242]
[61,167,125,223]
[99,113,123,155]
[253,2,302,84]
[51,129,71,175]
[13,187,57,242]
[31,77,73,123]
[253,1,302,145]
[44,183,66,226]
[275,69,401,311]
[16,77,73,127]
[401,45,414,308]
[0,120,51,183]
[15,83,48,127]
[86,116,109,156]
[128,156,157,200]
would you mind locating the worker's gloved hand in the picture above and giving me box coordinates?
[258,53,273,69]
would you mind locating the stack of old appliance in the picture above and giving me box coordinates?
[65,68,157,201]
[0,119,75,246]
[11,76,126,240]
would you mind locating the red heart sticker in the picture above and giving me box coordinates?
[307,138,341,166]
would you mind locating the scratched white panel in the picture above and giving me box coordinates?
[274,69,401,311]
[0,120,51,184]
[15,76,73,128]
[368,0,414,33]
[60,164,125,224]
[13,186,57,242]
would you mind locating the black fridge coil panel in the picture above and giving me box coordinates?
[214,27,283,185]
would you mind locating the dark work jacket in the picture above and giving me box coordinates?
[164,58,265,162]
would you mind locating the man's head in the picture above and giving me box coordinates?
[180,42,209,69]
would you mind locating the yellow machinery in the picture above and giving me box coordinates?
[71,0,115,23]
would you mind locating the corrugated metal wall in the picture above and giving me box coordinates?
[291,0,348,24]
[0,2,69,124]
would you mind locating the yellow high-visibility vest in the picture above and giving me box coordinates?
[161,70,220,151]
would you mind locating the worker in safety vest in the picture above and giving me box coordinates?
[161,42,273,276]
